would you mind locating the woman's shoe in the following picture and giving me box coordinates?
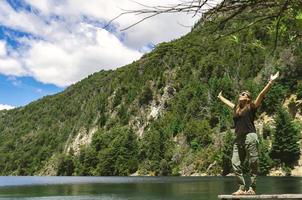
[245,187,256,195]
[232,189,246,195]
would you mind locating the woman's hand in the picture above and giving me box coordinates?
[270,71,279,82]
[217,91,222,98]
[217,91,235,109]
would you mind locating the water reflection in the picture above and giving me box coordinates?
[0,177,300,200]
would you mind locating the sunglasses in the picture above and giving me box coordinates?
[240,92,250,97]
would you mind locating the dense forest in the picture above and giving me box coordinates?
[0,1,301,176]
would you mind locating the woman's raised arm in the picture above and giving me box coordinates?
[254,71,279,108]
[218,91,235,109]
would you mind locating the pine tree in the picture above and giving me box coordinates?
[259,138,273,175]
[270,108,300,166]
[221,130,235,176]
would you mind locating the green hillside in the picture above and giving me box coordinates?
[0,2,301,176]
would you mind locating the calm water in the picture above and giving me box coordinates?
[0,176,301,200]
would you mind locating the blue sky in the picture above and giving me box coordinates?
[0,0,199,109]
[0,74,62,107]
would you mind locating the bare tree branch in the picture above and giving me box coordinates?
[121,12,161,31]
[105,0,300,50]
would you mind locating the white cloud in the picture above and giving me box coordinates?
[0,104,15,110]
[23,27,141,86]
[0,40,6,56]
[0,57,26,76]
[0,1,46,36]
[36,88,43,93]
[0,40,27,77]
[7,76,22,86]
[25,0,201,49]
[0,0,206,86]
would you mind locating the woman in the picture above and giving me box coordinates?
[217,71,279,195]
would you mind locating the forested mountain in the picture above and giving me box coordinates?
[0,1,301,176]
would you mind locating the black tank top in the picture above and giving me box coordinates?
[233,105,257,140]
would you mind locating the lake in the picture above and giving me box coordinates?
[0,176,301,200]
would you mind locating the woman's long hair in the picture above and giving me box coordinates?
[235,90,255,116]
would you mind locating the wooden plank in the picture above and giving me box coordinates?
[218,194,302,199]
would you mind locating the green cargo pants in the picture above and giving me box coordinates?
[232,132,259,191]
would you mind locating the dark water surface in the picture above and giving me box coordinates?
[0,176,301,200]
